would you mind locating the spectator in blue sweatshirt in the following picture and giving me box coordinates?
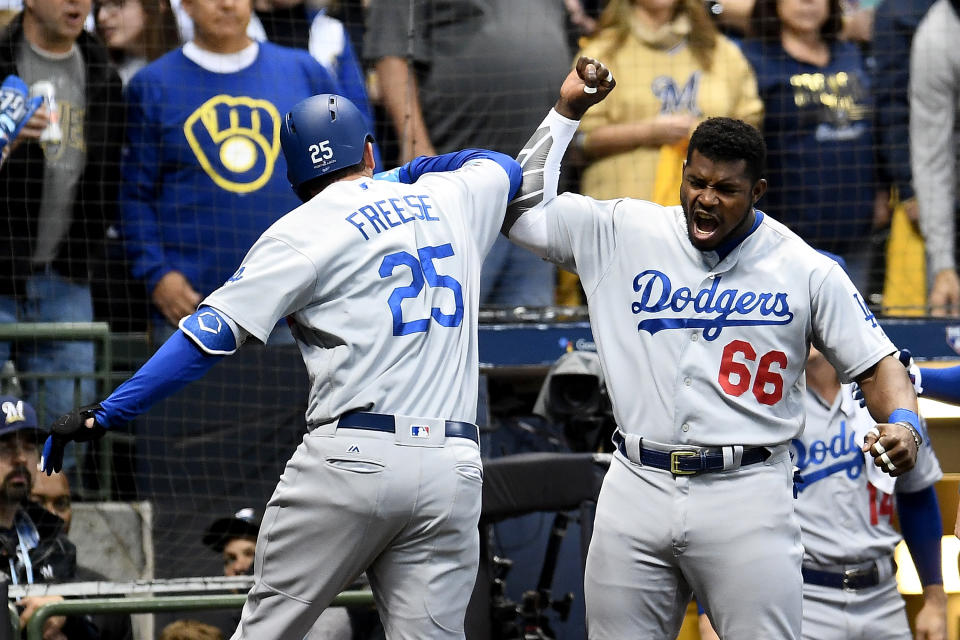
[120,0,357,342]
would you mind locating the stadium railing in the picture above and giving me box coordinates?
[9,578,374,640]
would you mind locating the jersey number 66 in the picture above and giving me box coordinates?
[718,339,788,405]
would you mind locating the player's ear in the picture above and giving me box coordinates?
[363,141,376,173]
[752,178,767,204]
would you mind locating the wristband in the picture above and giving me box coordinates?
[889,408,923,447]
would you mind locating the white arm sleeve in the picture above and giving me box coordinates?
[505,108,581,255]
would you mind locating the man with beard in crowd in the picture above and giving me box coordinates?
[0,395,98,639]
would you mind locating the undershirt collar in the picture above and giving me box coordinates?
[183,40,259,73]
[713,209,764,261]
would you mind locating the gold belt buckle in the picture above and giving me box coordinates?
[670,450,698,475]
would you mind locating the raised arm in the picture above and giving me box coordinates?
[504,56,615,254]
[375,56,436,163]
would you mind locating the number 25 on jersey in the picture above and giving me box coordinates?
[380,243,464,336]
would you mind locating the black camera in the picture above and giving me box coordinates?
[547,374,603,420]
[544,364,614,453]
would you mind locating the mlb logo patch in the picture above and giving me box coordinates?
[410,425,430,438]
[947,326,960,356]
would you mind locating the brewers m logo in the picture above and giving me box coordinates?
[184,95,282,194]
[652,72,703,117]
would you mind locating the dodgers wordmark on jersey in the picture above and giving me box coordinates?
[203,159,511,426]
[538,195,895,448]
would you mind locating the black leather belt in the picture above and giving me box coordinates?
[338,411,479,444]
[613,431,770,475]
[802,559,894,590]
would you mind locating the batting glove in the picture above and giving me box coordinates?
[0,75,43,153]
[40,403,107,475]
[853,349,923,407]
[897,349,923,396]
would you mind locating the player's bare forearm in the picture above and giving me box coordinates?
[856,355,921,476]
[374,57,435,161]
[857,355,919,422]
[915,584,947,640]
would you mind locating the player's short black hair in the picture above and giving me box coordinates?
[295,158,366,202]
[686,117,766,185]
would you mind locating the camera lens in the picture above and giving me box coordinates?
[549,374,600,416]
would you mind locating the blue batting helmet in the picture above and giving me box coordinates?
[280,94,374,193]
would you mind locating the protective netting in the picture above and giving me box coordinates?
[0,0,954,637]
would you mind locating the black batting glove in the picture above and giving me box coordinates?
[40,403,107,475]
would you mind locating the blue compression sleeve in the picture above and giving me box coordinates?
[376,149,522,199]
[897,486,943,586]
[919,365,960,405]
[96,330,223,428]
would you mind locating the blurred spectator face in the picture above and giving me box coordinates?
[97,0,146,53]
[222,536,255,576]
[777,0,828,34]
[30,471,72,531]
[23,0,91,48]
[181,0,251,47]
[0,432,38,505]
[633,0,679,15]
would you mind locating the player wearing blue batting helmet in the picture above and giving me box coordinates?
[280,94,374,201]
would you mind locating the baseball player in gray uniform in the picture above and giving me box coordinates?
[34,92,534,638]
[503,65,924,639]
[700,344,947,640]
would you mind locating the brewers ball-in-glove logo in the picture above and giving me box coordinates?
[184,95,282,194]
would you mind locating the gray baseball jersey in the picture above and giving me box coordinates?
[205,162,509,425]
[795,383,941,640]
[541,194,895,447]
[507,109,898,640]
[201,160,512,640]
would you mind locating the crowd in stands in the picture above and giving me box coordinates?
[0,0,955,420]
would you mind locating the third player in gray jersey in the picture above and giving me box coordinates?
[503,61,924,639]
[701,343,947,640]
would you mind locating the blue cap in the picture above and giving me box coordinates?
[203,507,260,552]
[0,395,41,438]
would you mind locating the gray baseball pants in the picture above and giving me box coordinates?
[229,427,483,640]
